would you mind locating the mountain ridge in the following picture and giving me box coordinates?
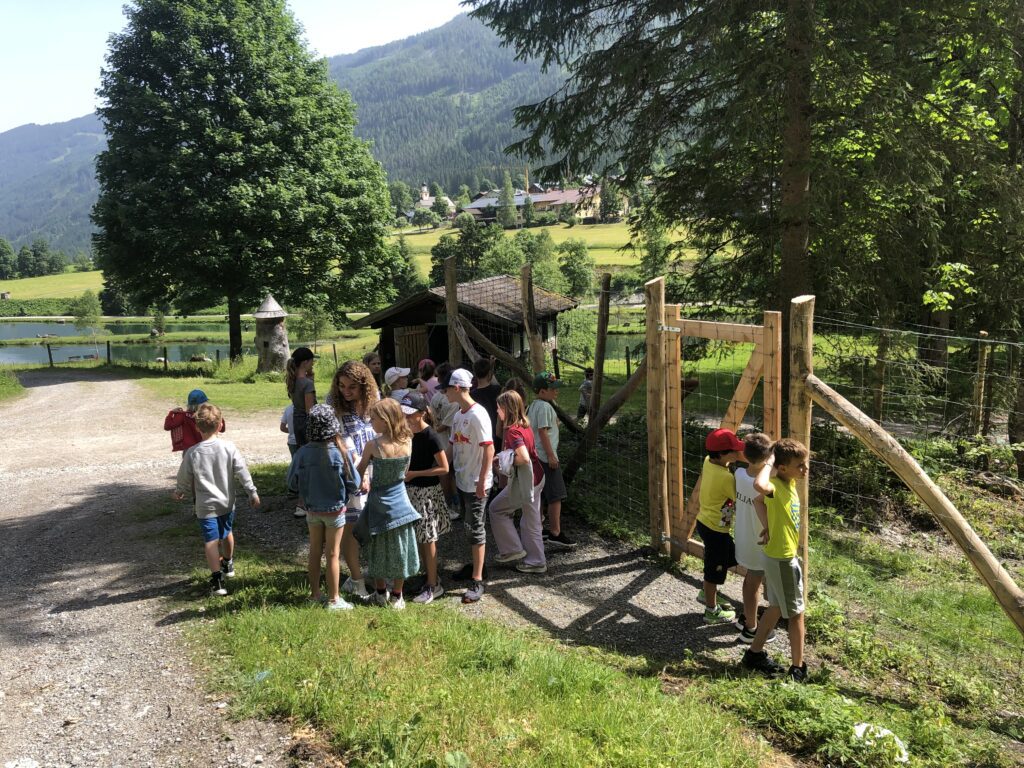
[0,13,558,253]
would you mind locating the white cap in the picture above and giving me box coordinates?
[448,368,473,389]
[385,366,411,386]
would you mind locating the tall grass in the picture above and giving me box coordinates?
[0,368,24,401]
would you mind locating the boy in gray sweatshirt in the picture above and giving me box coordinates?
[174,403,260,595]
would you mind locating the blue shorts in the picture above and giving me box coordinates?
[198,511,235,543]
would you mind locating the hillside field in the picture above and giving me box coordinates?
[0,270,104,300]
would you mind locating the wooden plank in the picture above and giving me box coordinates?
[664,304,684,560]
[789,296,814,601]
[591,272,612,416]
[805,372,1024,638]
[763,310,783,439]
[677,319,762,344]
[721,344,763,433]
[451,317,481,363]
[645,277,669,554]
[444,256,462,367]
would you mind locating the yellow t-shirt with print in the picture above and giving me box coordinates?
[764,476,800,560]
[696,456,736,534]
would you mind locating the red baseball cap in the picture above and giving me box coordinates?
[706,428,744,453]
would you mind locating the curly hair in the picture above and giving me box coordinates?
[329,360,379,418]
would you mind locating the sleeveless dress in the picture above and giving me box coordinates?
[364,452,422,580]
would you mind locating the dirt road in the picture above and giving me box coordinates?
[0,370,291,768]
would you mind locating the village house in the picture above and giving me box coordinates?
[462,186,603,223]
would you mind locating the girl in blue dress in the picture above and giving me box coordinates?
[356,397,421,610]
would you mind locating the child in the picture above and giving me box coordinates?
[362,351,383,388]
[489,390,547,574]
[280,403,297,457]
[742,438,810,681]
[446,368,495,603]
[384,366,412,400]
[173,403,259,596]
[287,405,361,610]
[417,358,439,398]
[577,367,594,422]
[356,398,422,610]
[470,357,502,447]
[286,347,318,450]
[694,428,745,624]
[734,433,776,643]
[428,364,460,516]
[164,389,224,452]
[527,372,575,550]
[400,392,451,604]
[328,360,380,600]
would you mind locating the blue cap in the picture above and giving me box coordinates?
[187,389,208,408]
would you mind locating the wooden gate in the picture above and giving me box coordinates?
[644,277,788,570]
[394,324,429,368]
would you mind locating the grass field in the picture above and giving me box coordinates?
[0,270,104,299]
[0,369,23,402]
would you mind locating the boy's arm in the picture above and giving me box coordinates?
[755,496,770,544]
[477,443,495,498]
[537,427,557,468]
[232,447,260,507]
[752,455,776,496]
[173,451,193,499]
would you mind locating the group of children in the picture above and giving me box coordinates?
[165,350,810,679]
[695,427,810,681]
[169,348,578,611]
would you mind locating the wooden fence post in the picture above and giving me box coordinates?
[551,348,560,378]
[763,311,782,440]
[625,345,631,377]
[521,264,545,373]
[665,304,684,560]
[971,331,989,435]
[332,343,338,369]
[789,296,815,601]
[645,277,669,554]
[106,340,112,365]
[216,349,221,366]
[46,344,54,368]
[163,346,169,372]
[591,272,612,417]
[445,256,462,368]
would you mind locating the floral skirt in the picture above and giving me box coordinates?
[366,522,420,580]
[408,484,451,544]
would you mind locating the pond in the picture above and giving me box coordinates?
[0,320,230,340]
[0,342,252,366]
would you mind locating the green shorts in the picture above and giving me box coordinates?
[763,556,804,619]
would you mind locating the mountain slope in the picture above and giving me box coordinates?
[0,14,560,253]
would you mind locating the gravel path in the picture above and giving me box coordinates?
[0,369,767,768]
[0,370,292,768]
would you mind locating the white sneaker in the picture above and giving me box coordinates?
[371,590,390,606]
[326,596,353,611]
[293,506,307,518]
[342,577,369,599]
[494,549,527,564]
[412,583,444,604]
[389,594,406,610]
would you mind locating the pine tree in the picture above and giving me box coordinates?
[498,171,518,229]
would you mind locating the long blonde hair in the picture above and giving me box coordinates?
[368,397,411,444]
[285,358,299,397]
[497,390,530,429]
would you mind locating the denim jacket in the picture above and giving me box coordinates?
[287,441,360,513]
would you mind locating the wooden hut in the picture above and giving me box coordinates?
[352,275,577,368]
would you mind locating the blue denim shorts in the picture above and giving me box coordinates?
[198,510,234,543]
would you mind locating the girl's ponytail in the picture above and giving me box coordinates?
[285,358,298,397]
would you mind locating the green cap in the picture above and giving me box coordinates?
[532,371,562,391]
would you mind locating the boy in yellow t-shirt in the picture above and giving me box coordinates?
[741,438,810,682]
[694,428,745,624]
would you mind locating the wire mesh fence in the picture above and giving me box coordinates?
[807,313,1024,719]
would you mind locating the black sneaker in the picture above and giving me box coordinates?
[220,557,235,578]
[451,563,489,582]
[741,649,782,675]
[738,624,778,644]
[786,663,808,683]
[545,531,577,550]
[209,572,228,596]
[542,528,551,541]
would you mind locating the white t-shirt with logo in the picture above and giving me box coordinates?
[450,403,494,493]
[734,466,767,571]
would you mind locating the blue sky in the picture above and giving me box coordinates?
[0,0,465,133]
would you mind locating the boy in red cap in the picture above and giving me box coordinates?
[695,427,745,624]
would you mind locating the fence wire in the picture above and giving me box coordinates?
[810,315,1024,719]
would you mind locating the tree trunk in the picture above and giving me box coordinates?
[1010,347,1024,481]
[228,294,243,362]
[871,330,890,422]
[778,0,815,419]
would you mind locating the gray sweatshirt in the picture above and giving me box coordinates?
[176,437,257,519]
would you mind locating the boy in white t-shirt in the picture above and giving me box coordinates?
[446,368,494,604]
[280,403,297,456]
[734,432,776,643]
